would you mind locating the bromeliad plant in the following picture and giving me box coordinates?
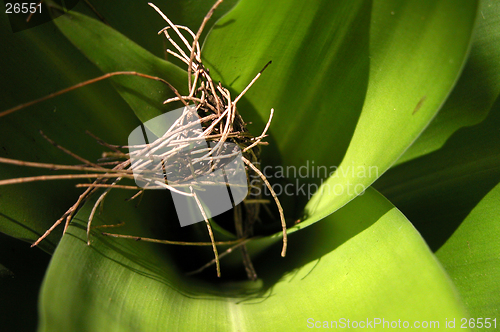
[1,0,499,331]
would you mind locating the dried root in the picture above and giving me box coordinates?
[0,0,287,279]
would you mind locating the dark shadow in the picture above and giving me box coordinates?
[66,219,271,302]
[6,1,80,33]
[426,17,500,131]
[211,19,236,30]
[63,228,195,296]
[375,94,500,251]
[0,212,56,252]
[0,232,51,332]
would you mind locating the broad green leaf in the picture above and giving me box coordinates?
[303,0,478,225]
[50,0,238,124]
[375,92,500,319]
[39,187,469,331]
[436,183,500,321]
[51,8,187,125]
[375,94,500,247]
[0,10,140,251]
[407,2,500,315]
[0,1,486,329]
[66,1,239,61]
[48,0,477,246]
[203,0,370,217]
[397,0,500,164]
[201,0,478,228]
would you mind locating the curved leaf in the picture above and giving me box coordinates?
[397,0,500,164]
[0,1,486,329]
[67,0,239,61]
[375,98,500,247]
[203,0,371,216]
[375,4,500,311]
[436,183,500,320]
[201,0,478,228]
[52,8,188,125]
[376,92,500,318]
[303,0,478,225]
[39,187,469,331]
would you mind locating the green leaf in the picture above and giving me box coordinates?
[397,0,500,164]
[43,0,478,248]
[65,1,239,61]
[51,8,187,125]
[0,0,486,329]
[374,0,500,310]
[436,183,500,320]
[303,0,478,225]
[202,0,478,227]
[373,2,500,317]
[39,187,469,331]
[0,0,234,249]
[376,93,500,319]
[203,0,371,189]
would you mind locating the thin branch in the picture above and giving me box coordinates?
[87,179,119,245]
[0,156,114,173]
[243,156,287,257]
[0,173,133,186]
[101,232,243,246]
[186,238,253,276]
[233,61,272,105]
[187,0,224,91]
[243,108,274,153]
[1,71,182,118]
[190,186,220,277]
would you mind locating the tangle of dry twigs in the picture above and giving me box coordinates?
[0,0,287,280]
